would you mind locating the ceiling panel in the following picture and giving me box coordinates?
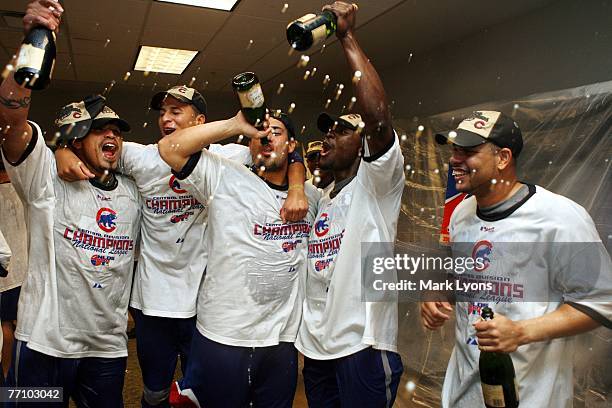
[74,53,139,83]
[0,1,29,13]
[146,1,229,32]
[63,0,149,28]
[53,52,76,81]
[141,28,212,50]
[234,0,322,22]
[0,30,24,50]
[67,19,137,43]
[0,0,560,105]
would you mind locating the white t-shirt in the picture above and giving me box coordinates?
[0,230,10,271]
[0,182,28,292]
[179,149,320,347]
[296,135,406,360]
[122,142,250,318]
[442,185,612,408]
[306,178,334,197]
[1,122,141,358]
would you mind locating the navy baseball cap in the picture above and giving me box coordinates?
[151,85,207,115]
[55,94,130,145]
[435,110,523,157]
[317,112,363,133]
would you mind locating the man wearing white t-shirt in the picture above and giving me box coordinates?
[157,110,320,407]
[305,140,334,196]
[0,228,9,375]
[56,85,308,407]
[0,230,10,278]
[295,2,406,407]
[0,160,28,379]
[0,4,141,403]
[422,110,612,407]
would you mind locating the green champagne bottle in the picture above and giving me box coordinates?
[14,27,57,90]
[479,307,519,408]
[286,11,337,51]
[231,72,268,144]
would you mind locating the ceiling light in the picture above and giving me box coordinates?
[134,46,198,75]
[155,0,240,11]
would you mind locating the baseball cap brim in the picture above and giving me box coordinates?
[306,146,323,156]
[92,117,131,133]
[150,91,192,110]
[317,112,358,133]
[435,129,488,148]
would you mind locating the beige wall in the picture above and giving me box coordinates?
[381,0,612,120]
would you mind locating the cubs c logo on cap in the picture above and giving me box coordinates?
[459,111,500,139]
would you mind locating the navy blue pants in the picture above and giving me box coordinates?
[131,307,196,407]
[8,340,126,407]
[0,286,21,321]
[303,347,404,408]
[175,330,298,408]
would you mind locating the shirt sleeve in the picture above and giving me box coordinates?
[0,229,11,272]
[357,131,405,197]
[118,141,147,179]
[209,143,252,165]
[172,149,225,205]
[1,121,56,204]
[552,201,612,328]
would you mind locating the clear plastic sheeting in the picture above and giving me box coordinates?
[391,81,612,407]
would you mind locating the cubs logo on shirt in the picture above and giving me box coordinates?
[96,208,117,233]
[314,213,330,237]
[169,175,187,194]
[472,240,492,272]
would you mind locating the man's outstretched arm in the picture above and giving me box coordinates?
[326,1,394,155]
[1,0,62,163]
[158,111,269,172]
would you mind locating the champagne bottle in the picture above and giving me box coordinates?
[286,11,337,51]
[14,27,57,90]
[479,307,519,408]
[231,72,268,144]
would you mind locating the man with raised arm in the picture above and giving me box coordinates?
[295,2,406,407]
[157,109,319,407]
[0,1,141,404]
[55,86,308,407]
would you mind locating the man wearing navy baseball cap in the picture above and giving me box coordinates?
[0,2,141,401]
[294,2,407,407]
[423,110,612,407]
[435,110,523,157]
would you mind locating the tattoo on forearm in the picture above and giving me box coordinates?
[0,95,31,109]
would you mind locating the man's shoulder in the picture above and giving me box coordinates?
[115,173,141,200]
[123,141,161,159]
[452,195,477,220]
[529,185,590,221]
[304,181,322,204]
